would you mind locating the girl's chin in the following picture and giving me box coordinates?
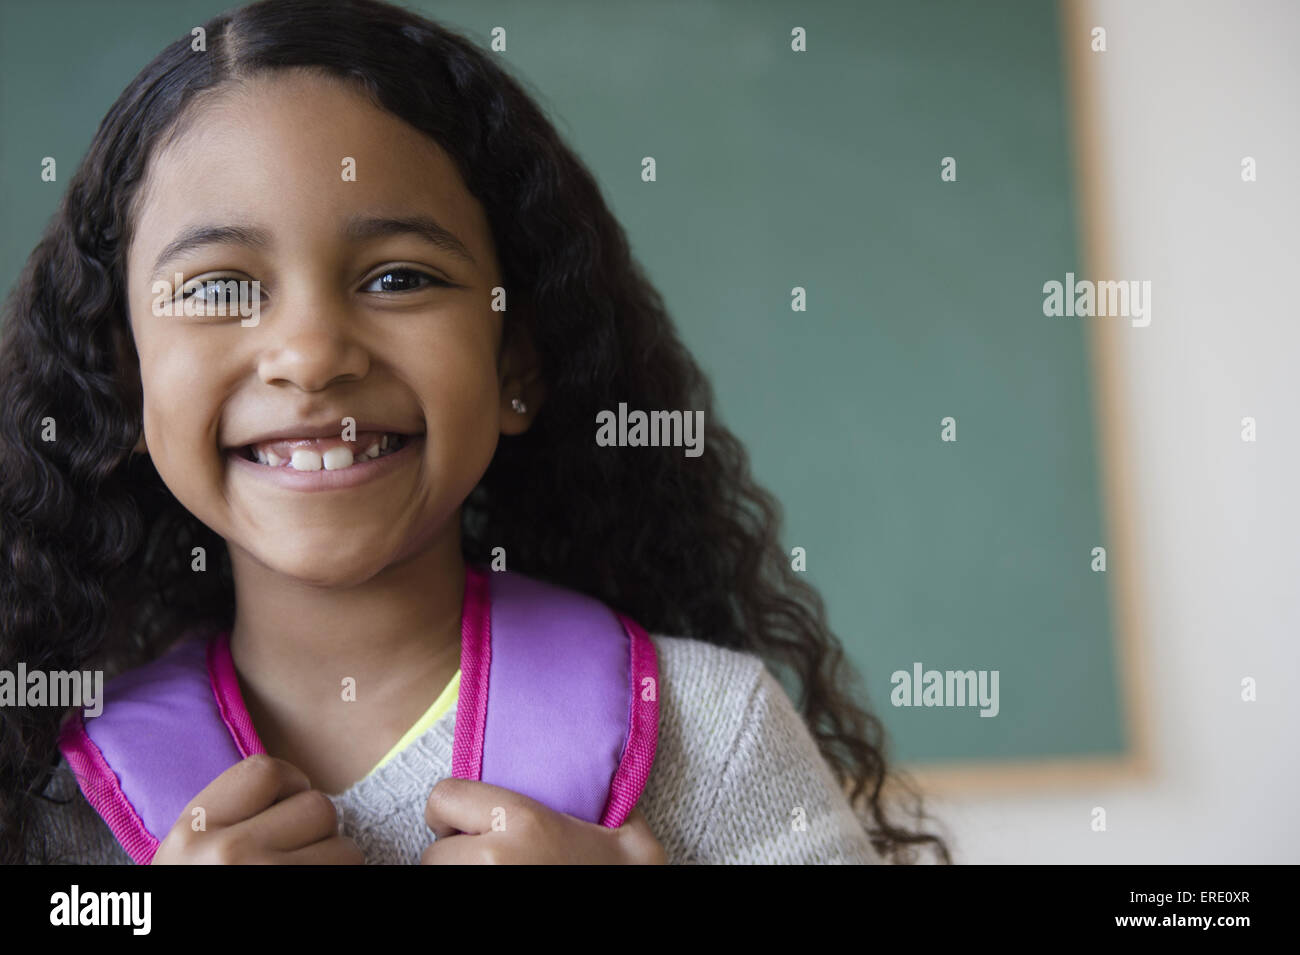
[232,545,401,588]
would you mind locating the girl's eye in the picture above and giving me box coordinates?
[364,268,447,293]
[180,279,252,309]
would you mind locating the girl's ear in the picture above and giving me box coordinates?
[498,311,545,436]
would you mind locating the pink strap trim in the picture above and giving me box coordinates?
[451,564,491,781]
[207,631,266,758]
[599,614,660,828]
[57,710,160,865]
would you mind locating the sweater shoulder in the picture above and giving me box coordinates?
[639,633,884,864]
[637,634,768,858]
[644,633,771,800]
[648,633,769,704]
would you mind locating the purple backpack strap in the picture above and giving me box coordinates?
[57,565,658,863]
[453,566,659,827]
[57,629,264,864]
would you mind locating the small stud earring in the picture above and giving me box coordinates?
[510,397,527,414]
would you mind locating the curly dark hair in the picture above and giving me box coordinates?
[0,0,951,864]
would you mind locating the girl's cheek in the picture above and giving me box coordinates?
[419,335,500,411]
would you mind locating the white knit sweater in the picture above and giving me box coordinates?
[32,635,884,864]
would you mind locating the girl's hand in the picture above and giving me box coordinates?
[420,778,667,865]
[150,754,365,864]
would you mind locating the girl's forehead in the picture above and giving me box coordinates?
[150,70,459,196]
[128,70,493,276]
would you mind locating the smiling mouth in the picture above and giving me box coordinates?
[236,433,412,471]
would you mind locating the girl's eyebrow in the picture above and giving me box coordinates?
[342,214,477,267]
[149,214,475,281]
[151,224,270,281]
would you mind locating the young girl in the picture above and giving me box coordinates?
[0,0,950,865]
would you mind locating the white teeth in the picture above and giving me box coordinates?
[289,449,323,471]
[247,434,402,470]
[322,446,354,470]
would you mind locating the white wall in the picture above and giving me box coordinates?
[929,0,1300,863]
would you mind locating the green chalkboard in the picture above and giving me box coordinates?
[0,0,1128,773]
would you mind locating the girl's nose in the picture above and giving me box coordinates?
[253,293,371,391]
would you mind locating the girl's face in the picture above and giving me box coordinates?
[123,70,533,587]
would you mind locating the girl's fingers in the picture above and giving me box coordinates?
[189,754,312,829]
[234,787,344,853]
[423,777,532,839]
[281,835,367,865]
[420,832,477,865]
[615,807,667,863]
